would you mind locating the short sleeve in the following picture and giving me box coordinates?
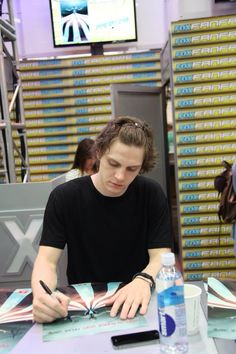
[40,188,67,249]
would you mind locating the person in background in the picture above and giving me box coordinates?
[232,161,236,256]
[31,116,173,323]
[65,138,97,181]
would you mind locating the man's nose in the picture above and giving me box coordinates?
[114,168,125,181]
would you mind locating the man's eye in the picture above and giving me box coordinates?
[109,161,118,167]
[127,167,139,172]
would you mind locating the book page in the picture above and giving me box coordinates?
[43,282,147,342]
[208,277,236,340]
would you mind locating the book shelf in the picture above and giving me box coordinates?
[19,50,162,182]
[170,14,236,281]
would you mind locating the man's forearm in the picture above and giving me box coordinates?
[142,248,171,279]
[31,256,58,296]
[31,245,62,296]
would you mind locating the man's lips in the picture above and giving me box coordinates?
[109,181,124,188]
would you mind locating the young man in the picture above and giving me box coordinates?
[32,116,172,323]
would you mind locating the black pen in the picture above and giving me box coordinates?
[39,280,72,321]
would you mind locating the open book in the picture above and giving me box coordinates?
[0,288,33,324]
[0,282,123,324]
[58,282,123,319]
[208,277,236,309]
[208,277,236,340]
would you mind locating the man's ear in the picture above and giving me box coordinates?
[96,150,101,160]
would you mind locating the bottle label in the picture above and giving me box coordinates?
[157,285,186,339]
[158,309,176,336]
[158,285,184,308]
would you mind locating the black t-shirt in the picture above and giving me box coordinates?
[40,175,172,284]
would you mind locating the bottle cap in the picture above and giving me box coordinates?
[161,252,175,266]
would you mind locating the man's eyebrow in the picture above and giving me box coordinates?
[127,165,142,169]
[108,157,141,168]
[107,157,119,163]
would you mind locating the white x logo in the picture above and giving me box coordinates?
[3,219,42,273]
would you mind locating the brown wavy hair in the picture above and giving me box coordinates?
[94,116,157,174]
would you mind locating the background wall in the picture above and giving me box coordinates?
[12,0,167,58]
[8,0,236,59]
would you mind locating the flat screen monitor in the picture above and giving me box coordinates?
[49,0,137,54]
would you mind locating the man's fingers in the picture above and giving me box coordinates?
[126,301,141,319]
[33,292,69,323]
[118,298,134,319]
[138,297,149,315]
[109,280,151,320]
[33,301,63,323]
[53,291,70,308]
[110,295,125,317]
[119,299,139,319]
[110,295,140,320]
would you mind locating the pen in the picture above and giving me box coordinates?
[39,280,72,321]
[39,280,53,295]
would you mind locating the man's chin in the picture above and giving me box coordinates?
[107,184,126,197]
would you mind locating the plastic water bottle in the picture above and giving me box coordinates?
[156,252,188,353]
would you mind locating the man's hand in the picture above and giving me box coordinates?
[109,278,151,320]
[32,291,70,323]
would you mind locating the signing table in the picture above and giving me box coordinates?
[10,284,221,354]
[198,281,236,354]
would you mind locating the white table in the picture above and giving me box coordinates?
[11,290,218,354]
[198,281,236,354]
